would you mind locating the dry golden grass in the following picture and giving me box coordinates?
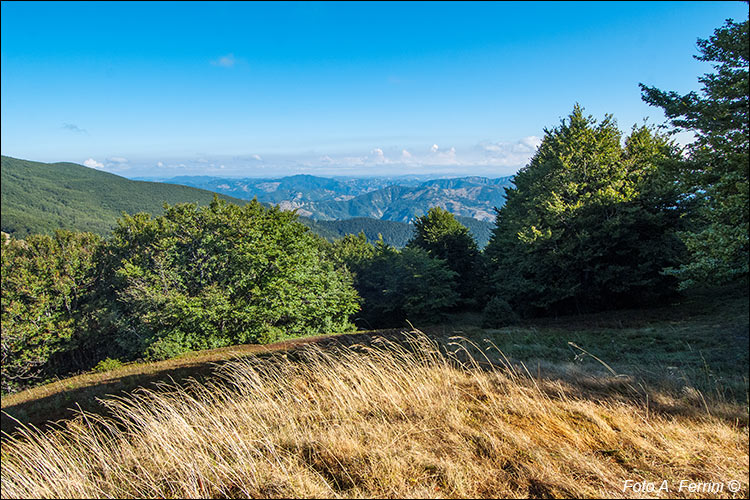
[1,333,748,499]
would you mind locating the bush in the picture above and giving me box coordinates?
[92,358,124,373]
[144,336,190,362]
[482,297,519,328]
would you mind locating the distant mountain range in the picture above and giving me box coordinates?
[150,174,514,223]
[0,157,498,247]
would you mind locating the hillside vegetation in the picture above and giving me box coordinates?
[3,284,746,432]
[1,16,748,498]
[0,156,250,237]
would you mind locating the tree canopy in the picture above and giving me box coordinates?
[1,199,362,394]
[1,231,102,393]
[485,105,685,316]
[640,17,749,288]
[407,207,486,306]
[329,234,459,327]
[100,198,360,360]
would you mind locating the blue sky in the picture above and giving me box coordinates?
[1,1,747,178]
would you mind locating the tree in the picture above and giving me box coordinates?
[326,231,376,267]
[98,198,360,360]
[407,207,487,306]
[640,16,749,288]
[1,231,101,393]
[485,105,685,316]
[330,236,459,327]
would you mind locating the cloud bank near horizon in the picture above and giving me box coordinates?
[79,136,543,179]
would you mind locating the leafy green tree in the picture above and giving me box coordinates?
[485,105,685,316]
[640,17,749,289]
[330,236,458,327]
[326,232,377,267]
[98,198,360,360]
[1,231,101,393]
[408,207,487,306]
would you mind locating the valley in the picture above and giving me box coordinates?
[150,173,514,222]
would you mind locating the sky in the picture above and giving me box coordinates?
[1,1,747,178]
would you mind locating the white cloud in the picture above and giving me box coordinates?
[130,135,540,177]
[475,136,543,169]
[428,145,460,165]
[83,158,104,169]
[340,155,366,166]
[520,135,542,150]
[108,156,128,163]
[211,53,236,68]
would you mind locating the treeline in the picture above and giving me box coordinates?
[2,17,747,394]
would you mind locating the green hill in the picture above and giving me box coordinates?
[1,156,250,237]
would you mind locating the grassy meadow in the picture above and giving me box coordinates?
[1,286,748,499]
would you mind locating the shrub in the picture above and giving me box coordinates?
[92,358,124,373]
[481,297,519,328]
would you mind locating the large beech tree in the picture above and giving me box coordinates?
[99,198,360,360]
[486,105,685,316]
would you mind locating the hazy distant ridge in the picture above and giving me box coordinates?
[154,174,514,222]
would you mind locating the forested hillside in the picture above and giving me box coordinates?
[0,156,249,237]
[305,215,494,248]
